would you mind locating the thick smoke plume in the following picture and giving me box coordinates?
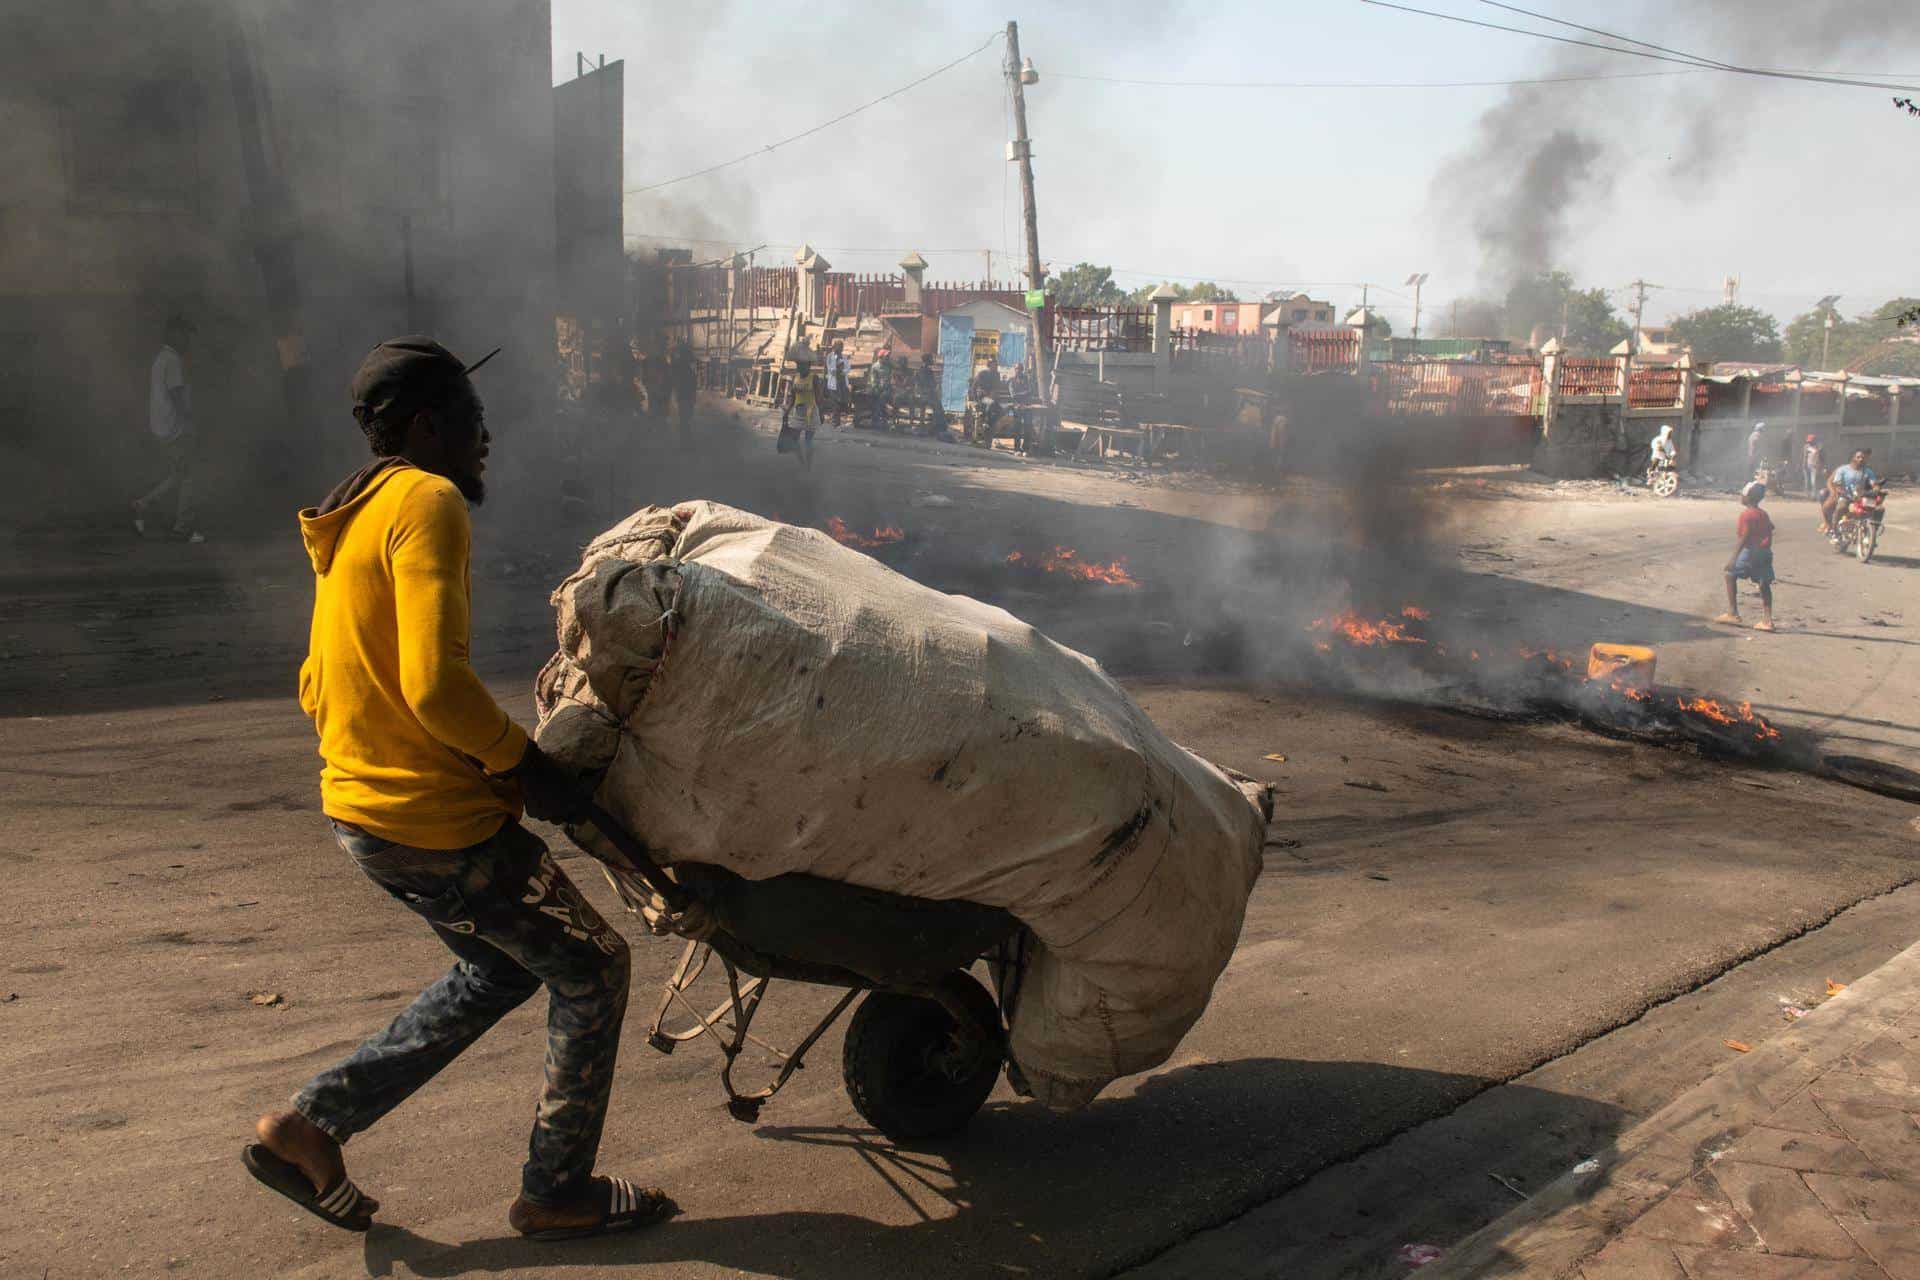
[1433,0,1920,294]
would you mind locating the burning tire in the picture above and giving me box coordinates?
[1822,754,1920,805]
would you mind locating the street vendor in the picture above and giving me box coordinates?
[243,337,673,1241]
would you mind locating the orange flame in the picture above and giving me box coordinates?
[1308,609,1426,647]
[825,517,905,549]
[1676,695,1781,741]
[1006,546,1140,587]
[1401,605,1431,621]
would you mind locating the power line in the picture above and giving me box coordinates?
[1050,68,1702,89]
[1359,0,1920,92]
[623,31,1003,196]
[1478,1,1920,92]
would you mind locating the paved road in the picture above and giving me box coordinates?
[5,419,1919,1278]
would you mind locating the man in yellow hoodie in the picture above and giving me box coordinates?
[241,338,673,1241]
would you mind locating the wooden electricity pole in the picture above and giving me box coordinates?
[1005,20,1049,399]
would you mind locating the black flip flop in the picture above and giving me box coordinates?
[520,1176,676,1242]
[241,1143,375,1232]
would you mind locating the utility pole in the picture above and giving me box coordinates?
[1005,21,1049,398]
[1627,279,1654,350]
[1815,294,1842,370]
[1405,272,1429,343]
[1621,279,1657,449]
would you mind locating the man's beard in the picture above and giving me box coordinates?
[455,472,486,505]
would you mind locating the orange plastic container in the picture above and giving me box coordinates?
[1587,643,1656,691]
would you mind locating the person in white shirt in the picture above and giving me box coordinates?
[134,313,203,542]
[823,342,851,426]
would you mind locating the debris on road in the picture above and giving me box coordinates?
[1397,1243,1444,1267]
[1263,752,1288,763]
[1488,1171,1528,1199]
[248,991,285,1008]
[1828,979,1849,996]
[1345,779,1389,792]
[1723,1038,1752,1053]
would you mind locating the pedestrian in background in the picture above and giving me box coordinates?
[1803,434,1825,498]
[824,341,850,426]
[133,313,204,543]
[1717,480,1776,632]
[777,358,822,470]
[1745,420,1767,480]
[668,342,697,446]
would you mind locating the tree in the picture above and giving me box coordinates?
[1046,262,1124,308]
[1502,270,1627,353]
[1669,304,1782,367]
[1124,280,1239,304]
[1787,298,1920,373]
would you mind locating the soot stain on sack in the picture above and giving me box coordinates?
[1091,805,1153,867]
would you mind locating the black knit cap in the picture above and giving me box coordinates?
[349,336,499,424]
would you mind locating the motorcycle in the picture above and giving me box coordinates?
[1645,458,1679,497]
[1832,485,1888,563]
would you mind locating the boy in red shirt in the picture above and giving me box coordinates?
[1718,480,1775,631]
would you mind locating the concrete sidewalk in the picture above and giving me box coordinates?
[1431,938,1920,1279]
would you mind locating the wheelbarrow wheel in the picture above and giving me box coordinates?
[842,971,1004,1141]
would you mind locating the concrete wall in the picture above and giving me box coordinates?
[0,0,556,508]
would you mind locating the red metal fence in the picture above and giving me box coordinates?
[1288,327,1360,373]
[743,266,795,310]
[1627,365,1684,409]
[823,272,905,316]
[1556,357,1621,398]
[1050,305,1154,352]
[1368,360,1542,418]
[923,281,1026,315]
[1170,329,1274,375]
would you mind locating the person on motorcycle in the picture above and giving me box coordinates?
[1821,449,1879,535]
[1649,424,1677,474]
[1717,480,1776,632]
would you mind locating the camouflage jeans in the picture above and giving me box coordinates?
[294,819,631,1206]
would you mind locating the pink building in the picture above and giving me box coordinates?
[1172,293,1336,334]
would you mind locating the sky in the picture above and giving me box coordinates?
[551,0,1920,329]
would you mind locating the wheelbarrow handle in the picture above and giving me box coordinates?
[579,801,693,913]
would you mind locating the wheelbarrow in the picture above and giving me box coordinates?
[575,803,1026,1140]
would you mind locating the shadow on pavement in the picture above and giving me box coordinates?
[354,1057,1630,1279]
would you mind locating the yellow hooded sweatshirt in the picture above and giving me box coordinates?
[297,463,526,849]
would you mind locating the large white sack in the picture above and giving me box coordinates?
[534,501,1265,1108]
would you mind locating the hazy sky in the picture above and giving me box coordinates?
[552,1,1919,328]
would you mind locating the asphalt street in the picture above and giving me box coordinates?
[4,415,1917,1279]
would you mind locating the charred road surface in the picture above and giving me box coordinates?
[5,418,1920,1278]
